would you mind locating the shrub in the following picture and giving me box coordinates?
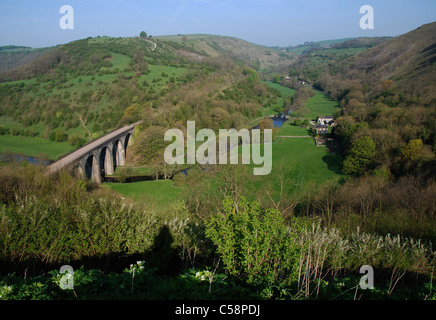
[68,134,86,147]
[205,197,301,288]
[0,126,9,135]
[116,167,134,183]
[11,126,20,136]
[54,129,68,142]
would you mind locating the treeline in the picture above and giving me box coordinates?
[331,37,391,49]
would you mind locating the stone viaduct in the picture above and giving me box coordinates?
[45,121,142,183]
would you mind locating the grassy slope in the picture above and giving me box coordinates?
[0,46,55,72]
[244,137,343,203]
[104,179,183,209]
[311,22,436,103]
[0,50,188,158]
[0,135,75,160]
[304,90,341,120]
[261,81,296,116]
[157,34,296,71]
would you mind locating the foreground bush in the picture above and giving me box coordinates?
[0,164,206,275]
[205,197,301,290]
[204,197,436,299]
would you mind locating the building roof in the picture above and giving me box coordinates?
[317,116,334,119]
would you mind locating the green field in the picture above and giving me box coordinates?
[0,135,75,160]
[277,123,311,136]
[241,137,343,203]
[261,81,296,115]
[104,179,183,208]
[260,82,340,120]
[304,90,341,120]
[271,137,342,185]
[104,136,343,209]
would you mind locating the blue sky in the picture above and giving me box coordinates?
[0,0,435,48]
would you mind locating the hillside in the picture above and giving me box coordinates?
[276,37,391,55]
[280,37,391,86]
[302,22,436,179]
[156,34,295,71]
[334,22,436,103]
[0,46,55,72]
[312,22,436,104]
[0,35,284,160]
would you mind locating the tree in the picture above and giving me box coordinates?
[130,50,149,74]
[258,118,278,141]
[54,129,68,142]
[140,31,147,38]
[400,139,423,160]
[343,136,376,176]
[134,126,169,165]
[68,134,86,147]
[293,119,302,127]
[334,116,356,151]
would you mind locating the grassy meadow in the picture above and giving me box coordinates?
[304,90,341,120]
[242,137,343,204]
[104,179,183,209]
[0,135,75,160]
[277,123,311,136]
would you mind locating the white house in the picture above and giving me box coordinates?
[317,116,335,126]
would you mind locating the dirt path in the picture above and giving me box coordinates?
[142,38,157,51]
[277,135,312,138]
[79,115,92,142]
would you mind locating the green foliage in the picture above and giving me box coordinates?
[343,136,376,176]
[0,165,435,300]
[0,262,262,300]
[0,164,202,272]
[68,134,86,147]
[0,126,9,135]
[134,126,169,164]
[205,197,300,288]
[400,138,424,160]
[54,128,68,142]
[116,166,134,183]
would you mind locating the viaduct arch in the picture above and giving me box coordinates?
[45,121,142,183]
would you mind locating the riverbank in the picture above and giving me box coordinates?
[0,135,75,161]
